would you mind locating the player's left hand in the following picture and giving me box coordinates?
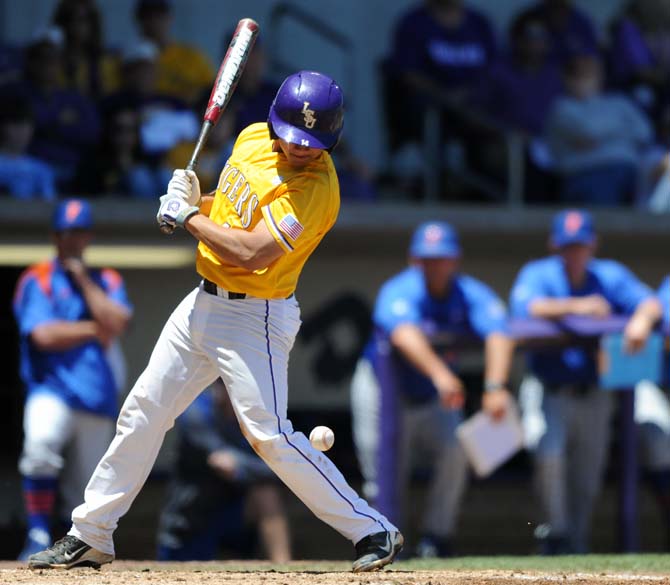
[157,196,199,229]
[482,388,511,421]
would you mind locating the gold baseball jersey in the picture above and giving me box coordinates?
[196,123,340,299]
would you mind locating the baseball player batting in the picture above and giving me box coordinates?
[28,70,403,573]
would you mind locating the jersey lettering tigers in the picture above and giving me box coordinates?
[217,162,259,228]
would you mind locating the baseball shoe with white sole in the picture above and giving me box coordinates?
[352,530,404,572]
[28,535,114,569]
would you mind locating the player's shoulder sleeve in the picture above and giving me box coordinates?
[12,261,57,336]
[509,257,552,317]
[372,268,422,335]
[459,274,508,337]
[262,156,339,253]
[596,259,654,313]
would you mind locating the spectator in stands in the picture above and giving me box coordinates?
[14,27,101,192]
[156,379,291,562]
[74,106,169,198]
[0,42,24,88]
[101,40,197,164]
[478,12,563,202]
[545,52,653,206]
[482,14,562,138]
[228,37,279,135]
[0,93,56,200]
[381,0,498,195]
[608,2,666,109]
[510,209,662,554]
[514,0,598,65]
[134,0,214,106]
[51,0,119,98]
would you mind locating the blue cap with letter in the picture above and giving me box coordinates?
[550,209,595,248]
[409,221,461,258]
[52,199,93,232]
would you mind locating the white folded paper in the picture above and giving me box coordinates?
[456,406,525,478]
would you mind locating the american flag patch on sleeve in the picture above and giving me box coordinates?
[278,213,304,241]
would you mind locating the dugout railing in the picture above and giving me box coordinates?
[371,315,669,553]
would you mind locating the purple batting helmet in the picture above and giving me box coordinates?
[268,70,344,151]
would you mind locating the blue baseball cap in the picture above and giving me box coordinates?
[550,209,595,248]
[52,199,93,232]
[409,221,461,258]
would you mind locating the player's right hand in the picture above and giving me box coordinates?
[433,371,465,410]
[482,388,511,421]
[168,169,201,207]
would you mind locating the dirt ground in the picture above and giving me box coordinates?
[1,561,669,585]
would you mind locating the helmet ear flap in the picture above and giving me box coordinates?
[267,119,278,140]
[326,135,340,154]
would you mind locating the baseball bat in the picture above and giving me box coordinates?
[159,17,260,234]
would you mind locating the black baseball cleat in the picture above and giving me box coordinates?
[352,530,404,572]
[28,535,114,569]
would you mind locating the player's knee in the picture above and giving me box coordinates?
[18,440,64,476]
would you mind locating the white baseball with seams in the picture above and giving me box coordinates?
[310,426,335,451]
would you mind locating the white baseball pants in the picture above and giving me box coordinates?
[70,285,395,555]
[20,392,115,518]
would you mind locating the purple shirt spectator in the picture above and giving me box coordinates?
[517,1,598,64]
[609,18,655,87]
[483,59,562,135]
[20,83,101,179]
[388,4,497,90]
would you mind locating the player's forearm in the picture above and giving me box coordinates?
[630,297,663,330]
[390,323,455,382]
[199,194,215,217]
[484,332,514,387]
[529,297,581,318]
[185,214,277,271]
[30,320,101,352]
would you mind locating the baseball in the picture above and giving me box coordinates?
[309,425,335,451]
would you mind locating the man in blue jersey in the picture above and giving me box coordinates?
[351,220,514,557]
[13,199,132,559]
[510,209,661,554]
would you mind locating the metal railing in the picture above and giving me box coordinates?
[266,3,355,105]
[421,94,527,206]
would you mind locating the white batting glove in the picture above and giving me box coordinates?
[167,169,201,207]
[157,196,199,229]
